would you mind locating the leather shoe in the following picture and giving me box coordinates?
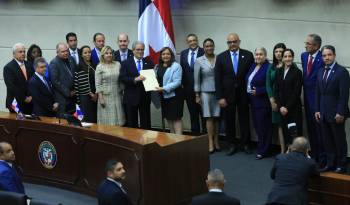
[319,166,334,173]
[334,167,346,174]
[243,146,252,154]
[255,154,263,160]
[226,145,237,156]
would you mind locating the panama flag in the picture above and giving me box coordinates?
[73,104,84,121]
[11,98,20,113]
[138,0,176,63]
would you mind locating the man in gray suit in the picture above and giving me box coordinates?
[49,43,76,116]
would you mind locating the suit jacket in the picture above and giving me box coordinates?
[267,152,319,205]
[275,64,302,112]
[214,49,254,103]
[193,55,216,92]
[28,74,56,117]
[3,59,34,114]
[246,60,271,108]
[180,47,204,93]
[49,56,76,110]
[315,62,350,122]
[119,57,154,106]
[191,191,240,205]
[0,161,25,194]
[156,62,183,99]
[97,179,131,205]
[91,48,100,67]
[301,51,324,112]
[114,49,134,62]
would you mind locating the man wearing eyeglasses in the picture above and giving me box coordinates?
[214,33,254,156]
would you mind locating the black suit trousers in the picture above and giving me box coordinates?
[184,90,204,135]
[321,120,348,168]
[223,98,251,147]
[125,96,151,129]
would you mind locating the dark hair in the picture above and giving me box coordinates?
[321,45,336,55]
[308,34,322,48]
[282,48,294,58]
[93,32,105,42]
[186,33,198,40]
[158,47,175,68]
[33,57,46,69]
[78,45,91,71]
[66,32,77,42]
[27,44,42,63]
[272,43,286,66]
[105,159,121,173]
[203,38,215,47]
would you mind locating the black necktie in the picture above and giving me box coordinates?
[323,66,330,84]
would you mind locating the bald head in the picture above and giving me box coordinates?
[117,33,130,52]
[56,42,69,60]
[0,142,15,162]
[290,137,310,153]
[227,33,241,52]
[206,169,226,190]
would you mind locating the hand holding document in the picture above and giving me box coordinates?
[140,69,159,91]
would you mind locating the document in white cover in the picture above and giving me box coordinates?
[140,69,159,92]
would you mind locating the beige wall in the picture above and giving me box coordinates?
[0,0,349,138]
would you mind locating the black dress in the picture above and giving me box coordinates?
[157,65,184,121]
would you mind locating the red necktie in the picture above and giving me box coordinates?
[307,55,313,76]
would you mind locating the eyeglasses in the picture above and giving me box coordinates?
[135,48,144,51]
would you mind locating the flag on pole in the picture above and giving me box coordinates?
[138,0,176,63]
[11,98,20,113]
[73,104,84,121]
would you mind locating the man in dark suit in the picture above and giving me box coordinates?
[315,45,350,173]
[0,142,25,194]
[215,33,254,155]
[66,32,80,65]
[120,41,154,129]
[97,159,130,205]
[91,33,105,66]
[266,137,319,205]
[28,57,59,117]
[114,33,133,63]
[301,34,325,164]
[3,43,34,114]
[180,34,205,135]
[49,43,77,116]
[191,169,240,205]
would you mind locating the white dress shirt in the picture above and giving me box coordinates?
[69,48,79,64]
[187,47,199,66]
[134,56,143,71]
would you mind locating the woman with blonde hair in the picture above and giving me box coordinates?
[95,46,125,125]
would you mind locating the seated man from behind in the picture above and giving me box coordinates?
[97,159,131,205]
[29,57,59,117]
[0,142,25,194]
[191,169,240,205]
[266,137,319,205]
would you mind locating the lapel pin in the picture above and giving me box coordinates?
[242,56,244,58]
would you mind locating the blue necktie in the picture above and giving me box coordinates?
[232,52,238,74]
[190,51,195,70]
[137,60,142,73]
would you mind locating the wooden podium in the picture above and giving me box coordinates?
[0,113,209,205]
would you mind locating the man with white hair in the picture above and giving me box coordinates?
[49,42,77,116]
[191,169,241,205]
[3,43,34,114]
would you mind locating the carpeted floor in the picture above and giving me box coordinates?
[25,148,276,205]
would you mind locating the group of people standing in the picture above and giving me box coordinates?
[3,32,350,172]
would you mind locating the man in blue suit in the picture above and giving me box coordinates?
[180,34,205,135]
[29,57,59,117]
[91,33,105,67]
[301,34,325,164]
[119,41,154,129]
[0,142,25,194]
[97,159,130,205]
[315,45,350,173]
